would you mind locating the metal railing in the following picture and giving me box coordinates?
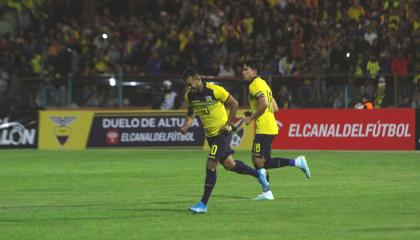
[1,70,418,113]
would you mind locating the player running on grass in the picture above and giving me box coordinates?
[179,67,270,213]
[242,59,311,201]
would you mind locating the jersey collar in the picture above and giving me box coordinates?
[249,76,259,85]
[198,80,206,92]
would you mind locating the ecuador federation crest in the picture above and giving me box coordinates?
[49,116,77,145]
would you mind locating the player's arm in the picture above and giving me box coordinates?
[211,84,237,132]
[252,97,269,121]
[272,97,279,112]
[225,95,238,125]
[180,106,194,134]
[244,93,268,125]
[220,95,238,132]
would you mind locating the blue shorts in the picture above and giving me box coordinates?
[207,132,233,161]
[252,134,276,160]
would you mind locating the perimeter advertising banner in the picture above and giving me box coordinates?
[273,109,416,150]
[38,110,254,150]
[87,112,205,148]
[0,114,38,148]
[39,111,94,150]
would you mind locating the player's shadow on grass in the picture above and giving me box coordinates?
[212,194,250,200]
[113,207,188,214]
[151,200,191,205]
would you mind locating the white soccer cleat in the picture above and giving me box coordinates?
[295,155,311,179]
[252,190,274,201]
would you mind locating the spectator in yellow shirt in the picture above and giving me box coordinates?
[348,0,365,21]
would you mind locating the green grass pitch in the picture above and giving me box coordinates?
[0,149,419,240]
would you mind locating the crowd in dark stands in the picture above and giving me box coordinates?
[0,0,419,110]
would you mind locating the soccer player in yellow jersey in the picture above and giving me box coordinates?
[179,67,270,213]
[242,59,311,200]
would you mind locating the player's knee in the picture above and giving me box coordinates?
[252,155,258,164]
[224,165,235,171]
[253,156,264,168]
[222,162,235,170]
[221,158,235,170]
[206,164,217,171]
[206,159,218,170]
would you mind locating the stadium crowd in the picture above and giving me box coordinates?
[0,0,419,110]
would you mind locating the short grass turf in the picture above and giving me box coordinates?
[0,149,419,240]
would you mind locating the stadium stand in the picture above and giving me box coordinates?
[0,0,419,109]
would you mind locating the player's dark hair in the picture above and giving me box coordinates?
[243,59,261,73]
[182,67,199,81]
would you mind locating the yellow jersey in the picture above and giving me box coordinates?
[248,77,278,135]
[185,81,230,137]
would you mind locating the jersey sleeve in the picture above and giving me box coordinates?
[184,92,194,116]
[249,81,265,100]
[184,92,191,105]
[210,84,230,103]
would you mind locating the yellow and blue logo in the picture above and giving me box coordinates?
[49,116,77,145]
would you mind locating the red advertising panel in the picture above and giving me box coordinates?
[273,109,415,150]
